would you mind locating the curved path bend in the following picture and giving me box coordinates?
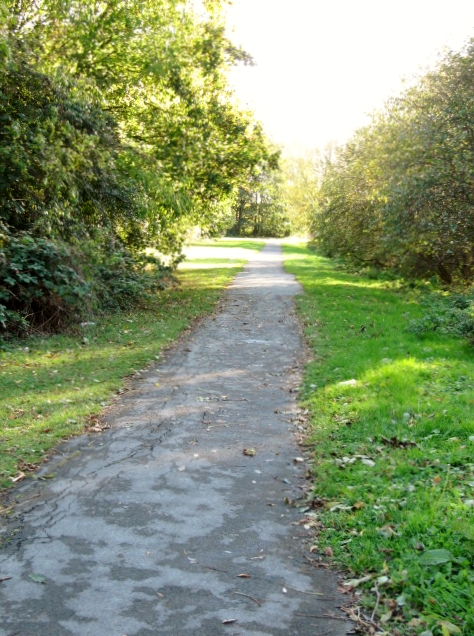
[0,243,350,636]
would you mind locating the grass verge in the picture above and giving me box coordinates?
[283,243,474,636]
[0,241,263,493]
[187,238,265,251]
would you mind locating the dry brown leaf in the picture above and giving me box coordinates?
[10,471,25,483]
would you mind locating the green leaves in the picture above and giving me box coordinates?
[312,39,474,284]
[28,573,46,584]
[1,1,275,334]
[418,549,453,566]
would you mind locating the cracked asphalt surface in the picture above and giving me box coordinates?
[0,242,350,636]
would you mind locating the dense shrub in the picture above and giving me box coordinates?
[86,246,175,312]
[0,230,89,333]
[407,290,474,342]
[0,52,138,243]
[0,229,175,336]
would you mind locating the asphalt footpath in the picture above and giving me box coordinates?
[0,242,351,636]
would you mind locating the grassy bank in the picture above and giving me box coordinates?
[283,244,474,636]
[0,240,263,492]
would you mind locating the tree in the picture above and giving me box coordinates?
[0,0,277,332]
[281,149,321,235]
[312,39,474,283]
[230,167,291,238]
[5,0,275,252]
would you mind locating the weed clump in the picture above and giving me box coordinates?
[407,291,474,343]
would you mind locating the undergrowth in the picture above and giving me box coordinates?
[283,244,474,636]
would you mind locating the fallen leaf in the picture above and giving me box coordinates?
[376,575,390,586]
[29,573,46,584]
[324,546,334,557]
[237,573,250,578]
[243,448,256,456]
[381,436,417,448]
[222,619,238,624]
[380,610,392,623]
[10,472,25,483]
[377,524,399,538]
[438,620,462,635]
[343,574,373,588]
[396,593,406,606]
[419,549,452,566]
[352,501,365,509]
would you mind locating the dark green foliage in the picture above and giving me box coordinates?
[407,291,474,341]
[0,52,137,242]
[312,40,474,284]
[0,229,89,333]
[86,247,175,312]
[0,229,176,335]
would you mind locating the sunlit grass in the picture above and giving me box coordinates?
[187,238,265,251]
[0,246,258,491]
[283,244,474,636]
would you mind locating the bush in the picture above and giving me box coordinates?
[407,290,474,342]
[0,229,175,337]
[0,230,89,334]
[87,244,174,312]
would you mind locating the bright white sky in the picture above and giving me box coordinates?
[225,0,474,151]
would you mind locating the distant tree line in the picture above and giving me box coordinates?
[0,0,279,334]
[291,40,474,284]
[228,169,291,238]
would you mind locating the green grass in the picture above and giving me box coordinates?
[283,244,474,636]
[188,238,265,251]
[0,243,259,493]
